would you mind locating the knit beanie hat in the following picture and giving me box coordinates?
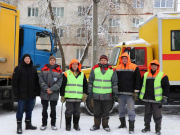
[99,55,108,61]
[49,55,56,61]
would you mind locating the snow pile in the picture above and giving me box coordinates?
[116,38,150,46]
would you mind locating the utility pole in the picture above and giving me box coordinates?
[91,0,99,67]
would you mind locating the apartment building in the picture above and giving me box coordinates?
[2,0,178,67]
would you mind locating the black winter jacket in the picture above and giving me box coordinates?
[12,60,40,100]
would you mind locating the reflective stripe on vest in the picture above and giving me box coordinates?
[65,70,84,99]
[93,67,113,94]
[139,71,164,101]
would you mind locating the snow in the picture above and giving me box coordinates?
[116,38,150,47]
[0,97,180,135]
[157,12,180,19]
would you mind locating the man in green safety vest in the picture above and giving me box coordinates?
[139,60,170,135]
[60,59,88,131]
[88,55,118,132]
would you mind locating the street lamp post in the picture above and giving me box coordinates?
[91,0,100,67]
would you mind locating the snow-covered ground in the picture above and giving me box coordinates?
[0,97,180,135]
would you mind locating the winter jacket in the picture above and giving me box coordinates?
[116,52,141,95]
[60,59,88,102]
[140,60,170,103]
[88,63,118,100]
[39,64,63,101]
[12,59,40,100]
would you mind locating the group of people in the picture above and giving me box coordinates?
[12,52,170,135]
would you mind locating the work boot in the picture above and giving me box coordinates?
[40,125,47,131]
[51,125,58,130]
[73,116,80,131]
[142,122,150,133]
[25,119,37,130]
[129,120,135,134]
[17,120,22,134]
[118,117,127,129]
[90,118,101,131]
[102,118,111,132]
[65,116,72,131]
[155,123,161,135]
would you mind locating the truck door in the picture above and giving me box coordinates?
[34,32,53,71]
[134,47,147,77]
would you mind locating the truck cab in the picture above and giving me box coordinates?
[109,39,153,77]
[19,25,57,71]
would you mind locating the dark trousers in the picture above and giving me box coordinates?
[16,98,34,120]
[65,102,81,117]
[41,100,57,126]
[144,102,162,124]
[93,99,112,119]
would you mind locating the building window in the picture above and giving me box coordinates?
[57,28,63,38]
[133,0,144,8]
[77,28,85,38]
[132,18,143,27]
[131,36,139,41]
[28,7,38,17]
[154,0,174,8]
[111,0,120,7]
[76,49,88,60]
[171,30,180,51]
[109,19,119,27]
[78,6,88,16]
[109,36,119,45]
[52,7,64,17]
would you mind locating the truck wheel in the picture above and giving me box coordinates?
[84,96,115,116]
[2,101,14,111]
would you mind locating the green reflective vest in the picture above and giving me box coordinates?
[64,70,84,99]
[139,71,163,101]
[93,67,113,94]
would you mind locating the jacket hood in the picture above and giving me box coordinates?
[119,52,131,65]
[148,59,160,71]
[69,59,82,72]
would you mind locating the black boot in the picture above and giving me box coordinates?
[25,119,37,130]
[102,119,111,132]
[73,116,80,131]
[65,116,72,131]
[90,118,101,131]
[155,123,161,135]
[118,117,127,129]
[142,122,150,133]
[17,120,22,134]
[129,120,135,134]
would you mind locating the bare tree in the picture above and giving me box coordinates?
[26,0,151,68]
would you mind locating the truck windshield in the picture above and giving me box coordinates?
[109,47,121,66]
[36,32,52,52]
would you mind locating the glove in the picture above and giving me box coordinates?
[60,96,65,103]
[88,92,93,99]
[162,96,168,105]
[113,94,119,102]
[82,94,87,102]
[132,92,139,101]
